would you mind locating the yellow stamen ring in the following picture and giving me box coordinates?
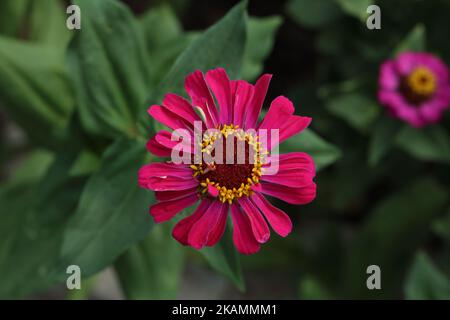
[191,124,266,204]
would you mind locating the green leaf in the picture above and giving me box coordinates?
[286,0,342,28]
[281,128,341,171]
[140,4,198,88]
[336,0,371,20]
[68,0,150,139]
[28,0,72,48]
[0,36,74,149]
[5,150,54,185]
[150,0,247,102]
[0,0,29,37]
[141,4,184,47]
[344,178,448,298]
[394,24,426,55]
[201,222,245,291]
[368,116,401,166]
[115,223,184,299]
[56,138,153,279]
[68,150,101,177]
[395,125,450,164]
[0,150,87,298]
[326,94,380,133]
[243,16,282,81]
[405,252,450,299]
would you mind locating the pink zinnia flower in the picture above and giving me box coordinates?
[378,51,450,127]
[138,68,316,254]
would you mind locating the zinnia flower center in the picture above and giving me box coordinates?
[190,124,265,204]
[401,66,437,104]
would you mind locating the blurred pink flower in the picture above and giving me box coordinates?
[138,68,316,254]
[378,51,450,127]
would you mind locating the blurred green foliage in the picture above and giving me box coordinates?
[0,0,449,300]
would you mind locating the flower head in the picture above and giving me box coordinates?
[378,51,450,127]
[139,68,316,254]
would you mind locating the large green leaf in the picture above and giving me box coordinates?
[141,5,279,86]
[395,125,450,164]
[344,178,448,298]
[28,0,72,48]
[56,138,153,279]
[326,94,380,133]
[405,252,450,299]
[0,36,74,149]
[0,150,86,298]
[68,0,150,139]
[140,4,198,88]
[115,223,184,299]
[281,128,341,171]
[201,222,245,291]
[243,16,282,81]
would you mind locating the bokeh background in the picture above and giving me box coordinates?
[1,0,450,299]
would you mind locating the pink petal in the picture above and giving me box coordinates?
[251,183,262,192]
[188,201,228,249]
[258,96,311,149]
[207,184,219,197]
[419,104,443,124]
[418,92,450,125]
[206,204,228,246]
[396,52,419,76]
[232,80,254,127]
[414,52,449,83]
[139,162,192,179]
[379,60,399,90]
[150,193,199,223]
[262,152,315,188]
[244,74,272,129]
[206,68,233,124]
[184,70,219,127]
[172,200,211,245]
[144,176,198,191]
[251,193,292,237]
[261,182,316,205]
[258,96,295,130]
[146,136,171,157]
[146,130,194,158]
[238,197,270,244]
[267,152,315,172]
[139,162,195,189]
[278,115,312,147]
[230,204,260,255]
[163,93,202,124]
[379,91,425,127]
[155,187,198,202]
[148,105,193,131]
